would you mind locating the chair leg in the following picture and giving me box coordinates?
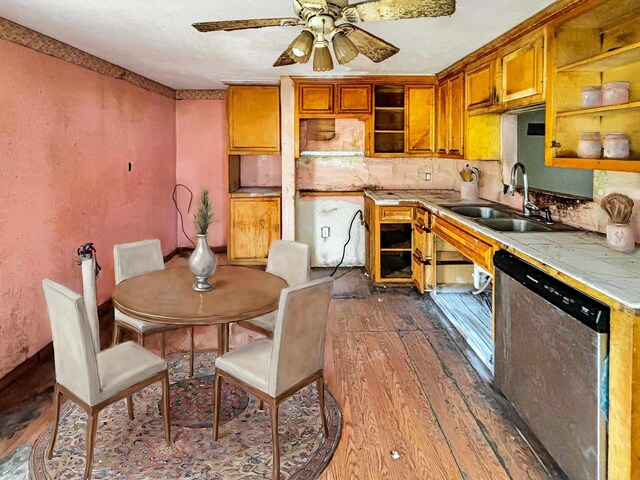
[160,333,166,358]
[212,372,222,441]
[316,376,328,436]
[84,410,99,479]
[47,385,62,459]
[138,333,145,347]
[161,370,172,446]
[127,395,134,420]
[259,399,265,411]
[112,323,122,346]
[269,400,280,480]
[189,327,195,377]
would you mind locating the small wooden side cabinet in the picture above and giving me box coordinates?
[227,86,281,155]
[227,195,281,265]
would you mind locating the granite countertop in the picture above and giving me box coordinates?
[365,189,640,310]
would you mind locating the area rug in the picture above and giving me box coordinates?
[30,352,342,479]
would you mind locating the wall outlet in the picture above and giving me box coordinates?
[321,226,330,238]
[425,172,432,181]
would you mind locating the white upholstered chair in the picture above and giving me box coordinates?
[213,276,334,480]
[42,279,171,480]
[113,239,196,376]
[236,240,311,338]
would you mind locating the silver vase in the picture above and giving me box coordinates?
[189,234,217,291]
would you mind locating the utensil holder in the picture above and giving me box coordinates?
[461,181,479,201]
[606,223,635,253]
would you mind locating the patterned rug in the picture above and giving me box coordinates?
[30,352,342,479]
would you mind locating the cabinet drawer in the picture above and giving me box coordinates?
[431,216,493,271]
[380,206,414,222]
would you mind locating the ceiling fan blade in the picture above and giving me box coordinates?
[342,0,455,22]
[273,48,297,67]
[342,24,399,63]
[192,18,300,32]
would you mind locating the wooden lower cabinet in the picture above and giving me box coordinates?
[365,202,435,289]
[227,196,281,265]
[412,213,435,293]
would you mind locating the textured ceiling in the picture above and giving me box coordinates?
[0,0,556,89]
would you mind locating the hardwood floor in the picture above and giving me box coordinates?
[318,269,564,480]
[0,267,564,479]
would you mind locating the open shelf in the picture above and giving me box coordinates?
[374,130,405,133]
[549,157,640,172]
[556,101,640,118]
[557,42,640,73]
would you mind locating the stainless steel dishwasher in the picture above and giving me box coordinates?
[494,250,609,480]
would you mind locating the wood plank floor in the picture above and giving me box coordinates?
[0,267,565,479]
[318,268,564,480]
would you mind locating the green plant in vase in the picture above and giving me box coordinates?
[189,188,217,291]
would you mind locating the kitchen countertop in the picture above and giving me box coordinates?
[365,189,640,310]
[230,187,281,197]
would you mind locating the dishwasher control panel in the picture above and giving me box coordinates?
[495,250,609,333]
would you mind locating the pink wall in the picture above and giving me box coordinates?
[0,39,177,378]
[175,100,228,247]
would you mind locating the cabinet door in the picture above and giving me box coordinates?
[228,86,281,154]
[466,60,496,111]
[437,80,449,154]
[336,84,372,113]
[448,73,464,155]
[298,84,334,114]
[228,197,281,264]
[501,31,544,104]
[406,85,436,155]
[412,253,425,294]
[364,196,374,277]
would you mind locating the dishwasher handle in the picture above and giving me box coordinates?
[494,250,609,333]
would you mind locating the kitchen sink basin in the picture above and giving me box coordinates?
[475,218,553,232]
[448,205,511,219]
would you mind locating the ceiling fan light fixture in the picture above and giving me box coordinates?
[332,31,359,65]
[313,44,334,72]
[291,29,314,63]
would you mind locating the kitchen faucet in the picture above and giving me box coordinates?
[504,162,553,223]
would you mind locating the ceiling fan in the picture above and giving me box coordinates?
[193,0,456,72]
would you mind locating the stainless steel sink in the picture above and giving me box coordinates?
[448,205,511,219]
[476,218,554,232]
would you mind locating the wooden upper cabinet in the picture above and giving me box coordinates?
[501,29,545,105]
[437,73,464,157]
[336,84,372,114]
[465,59,497,111]
[437,80,449,154]
[298,84,334,114]
[227,86,280,154]
[448,74,464,155]
[406,85,436,155]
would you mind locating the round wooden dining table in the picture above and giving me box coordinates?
[112,265,287,354]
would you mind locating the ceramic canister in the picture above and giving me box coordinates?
[606,223,635,253]
[581,86,602,108]
[461,181,479,201]
[603,133,630,159]
[578,132,602,159]
[602,81,630,106]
